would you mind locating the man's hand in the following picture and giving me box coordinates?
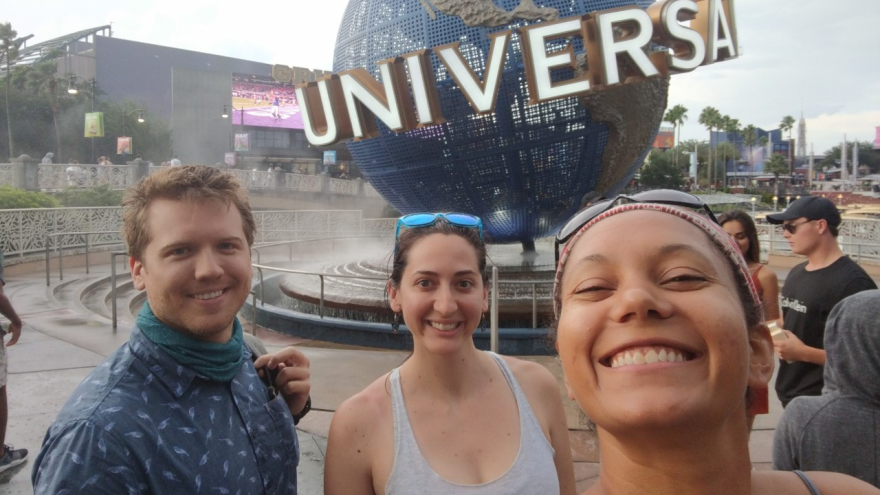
[254,346,311,418]
[5,320,22,346]
[773,330,806,362]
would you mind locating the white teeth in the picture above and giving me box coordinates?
[430,322,457,331]
[632,351,646,365]
[609,346,689,368]
[193,290,223,300]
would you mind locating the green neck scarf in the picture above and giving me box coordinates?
[136,301,244,382]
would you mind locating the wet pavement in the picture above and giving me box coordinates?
[0,255,821,494]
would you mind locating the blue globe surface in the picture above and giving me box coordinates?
[333,0,660,243]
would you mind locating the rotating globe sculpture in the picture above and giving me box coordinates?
[332,0,668,244]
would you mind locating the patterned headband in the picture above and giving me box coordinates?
[552,203,762,319]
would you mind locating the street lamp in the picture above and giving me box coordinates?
[837,193,843,205]
[750,196,756,215]
[68,76,98,163]
[773,195,778,211]
[785,195,791,207]
[222,105,247,167]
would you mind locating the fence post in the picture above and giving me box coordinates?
[45,234,51,286]
[319,275,325,318]
[532,283,538,329]
[110,253,118,330]
[11,155,39,191]
[490,266,499,353]
[85,235,90,274]
[58,236,63,281]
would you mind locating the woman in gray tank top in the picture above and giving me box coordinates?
[551,200,878,495]
[324,214,576,495]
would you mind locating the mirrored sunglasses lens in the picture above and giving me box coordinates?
[401,213,438,227]
[634,189,701,207]
[445,213,480,227]
[558,200,612,242]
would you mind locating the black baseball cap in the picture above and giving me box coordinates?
[766,195,841,227]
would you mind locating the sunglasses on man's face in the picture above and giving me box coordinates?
[394,213,483,255]
[554,190,718,263]
[781,219,815,234]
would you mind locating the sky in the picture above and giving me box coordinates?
[4,0,879,155]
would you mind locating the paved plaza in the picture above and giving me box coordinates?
[0,253,877,494]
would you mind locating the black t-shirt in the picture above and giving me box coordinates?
[775,256,877,406]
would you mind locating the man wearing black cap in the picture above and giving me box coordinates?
[767,195,877,407]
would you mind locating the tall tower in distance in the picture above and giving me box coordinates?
[797,113,807,159]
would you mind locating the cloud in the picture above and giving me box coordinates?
[5,0,878,154]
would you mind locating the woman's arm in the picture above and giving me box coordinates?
[758,266,780,321]
[505,358,577,495]
[540,370,578,495]
[324,394,380,495]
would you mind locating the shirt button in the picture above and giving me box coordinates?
[250,429,258,439]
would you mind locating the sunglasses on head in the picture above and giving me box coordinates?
[554,190,718,263]
[394,213,483,255]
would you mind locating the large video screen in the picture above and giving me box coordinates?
[231,73,303,129]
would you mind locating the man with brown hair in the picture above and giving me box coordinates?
[32,166,311,494]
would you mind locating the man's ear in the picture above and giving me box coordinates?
[387,281,402,313]
[131,257,146,291]
[747,323,775,390]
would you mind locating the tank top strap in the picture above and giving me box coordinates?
[388,367,420,460]
[484,352,551,448]
[753,264,763,276]
[793,470,823,495]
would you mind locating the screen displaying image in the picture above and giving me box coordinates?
[231,73,303,130]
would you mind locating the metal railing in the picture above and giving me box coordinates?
[45,227,880,337]
[45,230,124,285]
[109,251,128,330]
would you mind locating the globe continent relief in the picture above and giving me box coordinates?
[333,0,668,243]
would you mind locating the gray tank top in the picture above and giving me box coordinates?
[385,352,560,494]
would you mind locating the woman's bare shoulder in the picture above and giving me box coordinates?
[757,264,779,284]
[498,355,559,397]
[331,373,393,434]
[754,470,880,495]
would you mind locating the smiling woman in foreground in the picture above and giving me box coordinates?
[552,201,879,495]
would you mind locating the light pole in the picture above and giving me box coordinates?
[837,193,843,205]
[68,76,98,163]
[120,109,145,158]
[773,195,778,212]
[222,104,246,167]
[785,195,791,208]
[750,196,756,215]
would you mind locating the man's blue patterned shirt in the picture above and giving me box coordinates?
[32,326,299,494]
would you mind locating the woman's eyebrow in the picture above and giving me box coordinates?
[656,243,716,267]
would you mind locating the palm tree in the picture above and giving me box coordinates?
[723,117,740,187]
[780,115,796,173]
[765,153,789,198]
[0,22,21,159]
[742,124,757,175]
[699,107,721,188]
[21,60,64,160]
[663,104,688,167]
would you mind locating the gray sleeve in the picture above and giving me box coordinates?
[772,402,803,471]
